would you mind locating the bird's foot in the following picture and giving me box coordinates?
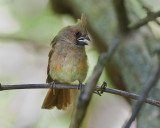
[49,81,56,95]
[78,82,85,91]
[100,81,107,94]
[93,90,102,96]
[94,81,107,96]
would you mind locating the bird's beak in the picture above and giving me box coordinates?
[77,35,90,46]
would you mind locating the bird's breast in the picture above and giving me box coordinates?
[49,48,88,83]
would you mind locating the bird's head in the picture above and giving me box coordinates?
[56,14,90,47]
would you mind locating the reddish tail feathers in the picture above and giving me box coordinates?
[42,88,72,110]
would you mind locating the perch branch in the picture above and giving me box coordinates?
[0,83,160,107]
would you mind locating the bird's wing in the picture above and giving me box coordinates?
[46,35,59,83]
[46,49,54,83]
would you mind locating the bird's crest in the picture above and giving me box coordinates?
[77,14,87,27]
[72,13,87,32]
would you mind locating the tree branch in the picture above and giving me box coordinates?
[113,0,130,33]
[129,10,160,30]
[129,0,160,29]
[0,83,160,107]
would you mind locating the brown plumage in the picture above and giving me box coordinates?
[41,14,90,110]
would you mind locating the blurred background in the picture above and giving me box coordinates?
[0,0,160,128]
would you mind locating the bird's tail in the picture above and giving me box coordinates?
[41,88,72,110]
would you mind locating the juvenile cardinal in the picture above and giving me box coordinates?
[41,14,90,110]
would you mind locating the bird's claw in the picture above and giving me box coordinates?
[78,82,85,92]
[93,90,102,96]
[100,81,107,94]
[49,81,56,95]
[94,81,107,96]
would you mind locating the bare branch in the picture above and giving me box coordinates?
[0,83,160,107]
[129,10,160,30]
[101,86,160,107]
[113,0,130,33]
[0,83,76,90]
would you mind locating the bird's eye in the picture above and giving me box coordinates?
[74,31,81,37]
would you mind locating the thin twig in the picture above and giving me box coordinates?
[0,84,76,90]
[0,83,160,107]
[129,10,160,30]
[100,87,160,107]
[139,1,160,26]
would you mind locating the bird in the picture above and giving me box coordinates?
[41,14,90,110]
